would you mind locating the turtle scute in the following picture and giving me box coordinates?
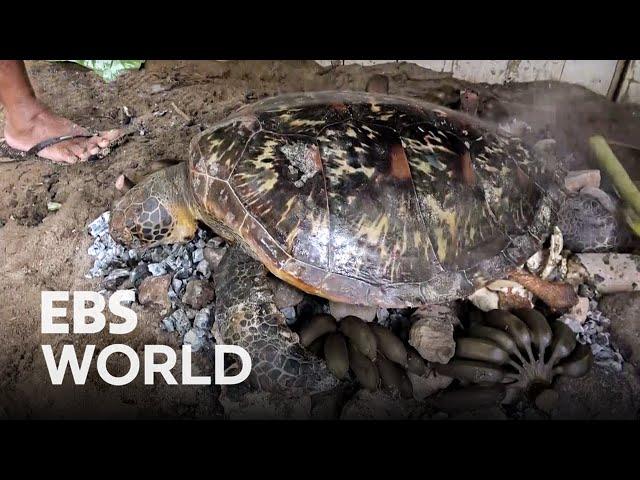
[432,307,593,410]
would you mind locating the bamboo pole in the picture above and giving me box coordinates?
[589,135,640,216]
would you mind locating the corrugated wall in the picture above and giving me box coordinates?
[617,60,640,103]
[318,60,637,102]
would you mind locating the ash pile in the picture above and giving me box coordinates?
[86,211,227,353]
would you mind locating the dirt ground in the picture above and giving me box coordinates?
[1,60,640,419]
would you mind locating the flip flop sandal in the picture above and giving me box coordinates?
[0,132,131,164]
[0,133,95,163]
[0,111,154,164]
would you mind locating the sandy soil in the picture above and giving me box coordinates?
[1,60,639,419]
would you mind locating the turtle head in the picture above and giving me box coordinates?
[109,164,198,249]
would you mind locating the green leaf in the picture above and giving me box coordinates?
[50,60,145,82]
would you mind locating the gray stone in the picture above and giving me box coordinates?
[193,248,204,263]
[194,309,212,330]
[182,279,215,309]
[130,263,150,287]
[196,259,210,277]
[161,317,176,332]
[281,306,296,325]
[148,263,167,276]
[184,328,205,351]
[171,277,183,294]
[102,268,130,290]
[376,308,390,326]
[150,249,165,264]
[172,310,191,336]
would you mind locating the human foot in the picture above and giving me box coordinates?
[3,101,122,164]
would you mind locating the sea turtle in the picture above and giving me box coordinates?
[108,90,616,394]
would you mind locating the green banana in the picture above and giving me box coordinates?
[549,320,577,363]
[348,341,380,391]
[323,332,349,380]
[485,309,534,360]
[512,308,552,355]
[339,316,377,360]
[370,324,408,367]
[376,354,413,398]
[299,313,337,347]
[468,324,523,361]
[406,346,427,376]
[553,343,593,377]
[455,337,510,365]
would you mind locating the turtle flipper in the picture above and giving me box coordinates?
[213,246,339,394]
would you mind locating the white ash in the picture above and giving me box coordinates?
[86,212,226,350]
[561,305,624,372]
[86,212,127,278]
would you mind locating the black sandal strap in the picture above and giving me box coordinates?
[26,134,94,156]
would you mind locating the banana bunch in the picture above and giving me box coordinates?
[433,308,593,410]
[299,314,427,398]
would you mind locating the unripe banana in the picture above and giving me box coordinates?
[348,341,379,391]
[512,308,552,354]
[455,337,510,365]
[376,354,413,398]
[370,324,408,367]
[468,324,522,359]
[299,314,337,347]
[553,343,592,377]
[339,316,377,360]
[324,332,349,380]
[549,320,577,363]
[406,346,427,376]
[485,309,534,359]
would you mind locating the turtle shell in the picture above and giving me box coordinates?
[188,91,561,307]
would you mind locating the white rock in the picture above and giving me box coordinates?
[329,301,377,322]
[468,288,499,312]
[486,279,525,292]
[567,296,590,324]
[527,250,545,273]
[541,227,563,279]
[408,305,456,364]
[564,170,601,193]
[571,253,640,294]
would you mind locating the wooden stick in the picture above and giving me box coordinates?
[171,102,191,122]
[589,135,640,216]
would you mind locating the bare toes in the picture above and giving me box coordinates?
[39,145,81,164]
[69,142,90,160]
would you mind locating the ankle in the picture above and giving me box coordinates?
[4,97,51,132]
